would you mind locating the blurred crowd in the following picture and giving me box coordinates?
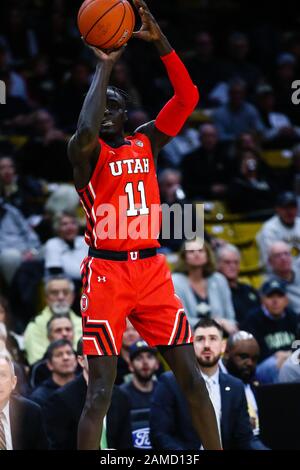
[0,0,300,451]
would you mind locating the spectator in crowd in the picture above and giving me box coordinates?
[0,69,31,133]
[44,211,87,286]
[0,40,28,101]
[160,123,200,169]
[30,339,77,409]
[224,32,262,94]
[256,191,300,267]
[17,109,71,182]
[44,338,132,449]
[24,276,81,365]
[213,78,264,143]
[186,31,229,107]
[227,149,275,214]
[172,238,237,334]
[0,352,48,450]
[121,340,159,450]
[181,123,230,200]
[150,318,267,449]
[217,244,261,323]
[26,55,56,108]
[0,155,44,217]
[241,279,299,369]
[115,319,142,385]
[278,347,300,383]
[267,241,300,314]
[30,314,76,389]
[222,331,261,436]
[256,84,300,149]
[0,199,40,285]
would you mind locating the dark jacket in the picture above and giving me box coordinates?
[44,374,132,449]
[9,395,48,450]
[150,371,267,450]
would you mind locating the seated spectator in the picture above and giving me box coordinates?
[160,123,200,169]
[217,244,261,323]
[278,347,300,383]
[0,155,44,217]
[30,314,76,389]
[267,241,300,314]
[17,109,71,182]
[0,352,48,450]
[24,276,82,365]
[242,280,299,381]
[45,211,87,281]
[0,40,28,101]
[213,78,264,143]
[0,199,40,285]
[181,123,230,200]
[256,84,300,149]
[121,341,159,450]
[222,331,262,436]
[172,238,237,334]
[227,149,275,213]
[256,191,300,266]
[0,69,31,133]
[150,318,267,450]
[115,319,142,385]
[30,339,77,409]
[44,339,132,449]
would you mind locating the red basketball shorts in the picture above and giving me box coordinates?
[80,253,193,356]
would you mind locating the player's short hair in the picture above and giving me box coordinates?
[193,318,224,338]
[46,339,74,361]
[107,86,130,109]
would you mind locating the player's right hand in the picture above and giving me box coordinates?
[81,37,126,64]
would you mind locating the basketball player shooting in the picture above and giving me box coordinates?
[68,0,222,450]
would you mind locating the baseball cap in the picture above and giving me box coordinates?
[276,191,297,208]
[129,340,157,361]
[261,279,286,296]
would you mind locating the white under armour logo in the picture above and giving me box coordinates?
[130,251,138,260]
[98,276,107,282]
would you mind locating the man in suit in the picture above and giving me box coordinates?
[44,339,132,449]
[150,318,267,449]
[0,352,48,450]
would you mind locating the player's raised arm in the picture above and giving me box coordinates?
[132,0,199,157]
[68,46,125,190]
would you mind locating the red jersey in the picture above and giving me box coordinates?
[77,132,161,251]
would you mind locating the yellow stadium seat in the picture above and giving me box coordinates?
[261,150,293,169]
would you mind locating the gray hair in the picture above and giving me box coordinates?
[227,330,255,350]
[216,243,241,263]
[0,351,15,376]
[45,276,75,294]
[267,241,291,260]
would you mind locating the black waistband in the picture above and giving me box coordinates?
[88,247,157,261]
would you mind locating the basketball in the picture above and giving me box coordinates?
[78,0,135,50]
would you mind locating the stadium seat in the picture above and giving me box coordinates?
[261,149,293,169]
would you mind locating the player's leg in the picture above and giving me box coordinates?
[77,355,118,449]
[158,343,222,450]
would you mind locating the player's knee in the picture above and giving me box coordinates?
[86,384,113,416]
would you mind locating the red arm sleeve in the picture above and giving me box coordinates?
[155,50,199,137]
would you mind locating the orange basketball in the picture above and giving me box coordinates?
[78,0,135,50]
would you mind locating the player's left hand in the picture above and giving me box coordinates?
[132,0,163,42]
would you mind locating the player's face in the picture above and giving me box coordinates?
[218,251,240,281]
[194,326,225,368]
[130,352,159,382]
[262,292,289,316]
[226,340,260,383]
[47,345,77,376]
[99,90,126,138]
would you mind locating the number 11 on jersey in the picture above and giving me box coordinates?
[125,181,150,217]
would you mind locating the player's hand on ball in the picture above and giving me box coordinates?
[132,0,163,42]
[82,37,126,64]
